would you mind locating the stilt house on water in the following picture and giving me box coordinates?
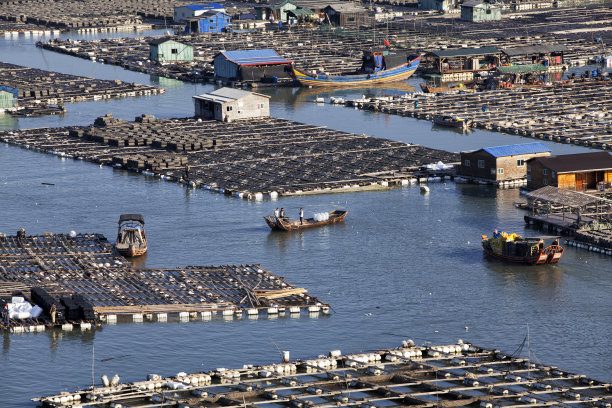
[213,49,293,83]
[458,142,550,183]
[193,88,270,122]
[149,38,194,63]
[526,152,612,191]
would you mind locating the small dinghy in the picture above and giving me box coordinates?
[115,214,147,257]
[264,210,347,231]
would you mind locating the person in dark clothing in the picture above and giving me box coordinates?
[2,303,8,325]
[299,208,304,225]
[280,208,285,218]
[184,163,190,180]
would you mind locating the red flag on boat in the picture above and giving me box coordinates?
[384,40,390,47]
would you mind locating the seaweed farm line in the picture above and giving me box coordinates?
[0,115,458,198]
[345,80,612,150]
[0,231,329,333]
[33,341,612,408]
[0,61,163,111]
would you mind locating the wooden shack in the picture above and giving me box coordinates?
[459,142,551,182]
[255,0,298,21]
[424,47,501,81]
[526,152,612,191]
[193,88,270,122]
[324,4,372,27]
[213,49,293,82]
[460,1,501,22]
[501,44,569,68]
[149,38,194,63]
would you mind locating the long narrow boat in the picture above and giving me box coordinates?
[481,231,563,265]
[115,214,147,257]
[293,50,420,87]
[264,210,347,231]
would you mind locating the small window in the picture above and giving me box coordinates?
[543,169,548,175]
[527,174,531,181]
[464,159,471,167]
[478,160,485,169]
[497,168,504,174]
[210,19,214,23]
[517,159,525,167]
[486,9,491,14]
[490,168,495,175]
[543,179,548,185]
[527,165,531,173]
[347,17,356,22]
[226,106,233,111]
[551,171,556,178]
[171,48,178,54]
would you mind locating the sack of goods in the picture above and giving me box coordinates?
[314,212,329,222]
[7,297,43,319]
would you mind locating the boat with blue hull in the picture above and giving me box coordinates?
[293,50,421,87]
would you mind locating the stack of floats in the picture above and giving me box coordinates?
[0,232,328,332]
[0,62,163,111]
[346,80,612,150]
[0,115,458,197]
[33,341,612,408]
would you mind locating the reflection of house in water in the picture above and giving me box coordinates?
[527,152,612,191]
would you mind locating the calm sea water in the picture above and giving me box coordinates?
[0,32,610,407]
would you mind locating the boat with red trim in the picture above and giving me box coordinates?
[481,230,563,265]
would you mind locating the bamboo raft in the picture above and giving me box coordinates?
[345,79,612,150]
[0,115,458,197]
[33,340,612,408]
[0,231,329,332]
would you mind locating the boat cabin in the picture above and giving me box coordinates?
[359,50,408,74]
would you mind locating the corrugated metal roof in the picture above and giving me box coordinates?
[502,44,569,57]
[217,49,293,66]
[0,85,18,97]
[528,152,612,173]
[193,87,271,103]
[288,8,315,15]
[497,64,547,73]
[482,142,551,158]
[430,46,501,58]
[185,3,224,10]
[149,36,189,46]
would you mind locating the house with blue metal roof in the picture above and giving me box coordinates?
[458,142,551,183]
[174,3,226,23]
[213,49,294,83]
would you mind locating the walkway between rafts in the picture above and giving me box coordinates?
[34,341,612,408]
[0,115,459,198]
[0,232,329,333]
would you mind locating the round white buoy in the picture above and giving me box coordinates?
[420,186,430,194]
[69,230,77,237]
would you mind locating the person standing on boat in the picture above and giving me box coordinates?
[274,208,280,219]
[184,163,190,180]
[299,208,304,225]
[2,302,8,326]
[50,303,56,324]
[280,208,285,218]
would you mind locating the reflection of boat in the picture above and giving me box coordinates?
[481,231,563,265]
[432,115,473,130]
[116,214,147,257]
[420,83,453,93]
[264,210,347,231]
[293,51,420,87]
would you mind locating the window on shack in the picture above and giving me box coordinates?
[517,159,525,166]
[171,48,178,54]
[478,160,485,168]
[226,106,233,111]
[464,159,471,167]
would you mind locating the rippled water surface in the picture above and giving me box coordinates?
[0,32,610,407]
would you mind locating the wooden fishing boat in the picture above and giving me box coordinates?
[264,210,347,231]
[115,214,147,257]
[432,115,473,130]
[293,51,420,87]
[481,231,563,265]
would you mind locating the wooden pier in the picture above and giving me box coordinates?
[0,115,459,197]
[0,231,329,332]
[0,62,164,112]
[345,80,612,150]
[33,341,612,408]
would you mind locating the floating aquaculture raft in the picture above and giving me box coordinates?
[0,232,328,332]
[0,116,458,197]
[33,341,612,408]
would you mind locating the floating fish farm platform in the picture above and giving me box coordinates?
[33,341,612,408]
[0,231,329,333]
[0,62,164,111]
[0,115,458,197]
[346,80,612,150]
